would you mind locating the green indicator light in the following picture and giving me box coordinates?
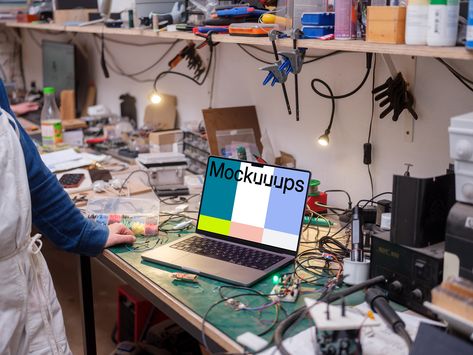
[272,275,280,284]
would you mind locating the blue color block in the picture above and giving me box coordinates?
[264,168,310,235]
[199,157,240,221]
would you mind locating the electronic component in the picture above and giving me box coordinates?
[351,207,363,262]
[306,299,380,355]
[171,273,198,283]
[59,173,85,188]
[370,231,444,318]
[444,202,473,281]
[270,274,301,302]
[390,172,455,247]
[136,152,189,196]
[89,169,112,182]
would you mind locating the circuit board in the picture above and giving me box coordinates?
[270,274,301,302]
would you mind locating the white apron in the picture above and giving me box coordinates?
[0,109,71,354]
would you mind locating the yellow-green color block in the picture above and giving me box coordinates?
[198,215,231,235]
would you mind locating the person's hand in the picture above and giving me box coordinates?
[11,102,40,116]
[105,223,136,248]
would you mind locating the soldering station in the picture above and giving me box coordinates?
[2,0,473,354]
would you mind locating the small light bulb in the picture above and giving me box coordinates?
[272,275,280,284]
[150,92,162,104]
[318,133,329,146]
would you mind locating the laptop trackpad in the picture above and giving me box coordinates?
[174,253,251,276]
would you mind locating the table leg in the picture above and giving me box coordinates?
[78,255,97,355]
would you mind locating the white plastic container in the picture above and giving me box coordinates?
[449,112,473,203]
[86,197,160,236]
[405,0,429,45]
[454,161,473,203]
[427,0,460,46]
[448,112,473,162]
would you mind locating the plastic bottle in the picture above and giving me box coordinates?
[427,0,460,46]
[335,0,357,40]
[40,87,63,146]
[405,0,429,45]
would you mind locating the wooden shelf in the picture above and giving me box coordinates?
[5,21,473,60]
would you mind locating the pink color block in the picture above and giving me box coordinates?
[230,222,263,243]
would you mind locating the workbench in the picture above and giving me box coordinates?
[75,185,362,355]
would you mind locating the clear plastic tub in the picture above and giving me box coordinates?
[86,197,160,236]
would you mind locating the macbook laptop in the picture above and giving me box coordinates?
[142,156,311,286]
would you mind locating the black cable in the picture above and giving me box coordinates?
[303,50,342,64]
[367,165,374,200]
[96,34,177,47]
[237,44,272,64]
[27,29,42,47]
[311,53,373,100]
[367,55,377,144]
[311,78,335,135]
[238,43,342,63]
[93,34,180,77]
[324,189,353,209]
[366,54,377,199]
[201,292,279,353]
[436,58,473,92]
[100,32,110,78]
[357,191,393,208]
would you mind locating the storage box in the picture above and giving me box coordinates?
[366,6,406,44]
[54,9,95,25]
[149,129,183,153]
[86,197,160,236]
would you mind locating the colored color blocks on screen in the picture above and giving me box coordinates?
[198,157,310,252]
[198,215,231,235]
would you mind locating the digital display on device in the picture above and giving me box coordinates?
[197,157,310,252]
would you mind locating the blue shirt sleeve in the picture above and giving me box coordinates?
[17,120,109,256]
[0,80,107,256]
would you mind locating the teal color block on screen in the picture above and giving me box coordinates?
[199,157,240,220]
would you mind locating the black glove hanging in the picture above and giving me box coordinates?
[372,73,418,121]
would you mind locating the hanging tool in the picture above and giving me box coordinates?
[372,72,418,121]
[268,30,292,115]
[291,29,304,121]
[261,62,288,86]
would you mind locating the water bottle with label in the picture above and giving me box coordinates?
[40,87,63,146]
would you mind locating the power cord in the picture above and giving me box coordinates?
[436,57,473,92]
[365,54,377,199]
[311,53,373,100]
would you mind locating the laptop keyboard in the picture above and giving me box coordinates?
[170,236,284,270]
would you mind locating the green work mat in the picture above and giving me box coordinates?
[109,231,373,348]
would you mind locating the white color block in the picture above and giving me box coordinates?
[231,163,274,228]
[262,228,299,251]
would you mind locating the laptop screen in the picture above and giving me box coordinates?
[196,157,311,254]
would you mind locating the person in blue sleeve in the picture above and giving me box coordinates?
[0,81,136,354]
